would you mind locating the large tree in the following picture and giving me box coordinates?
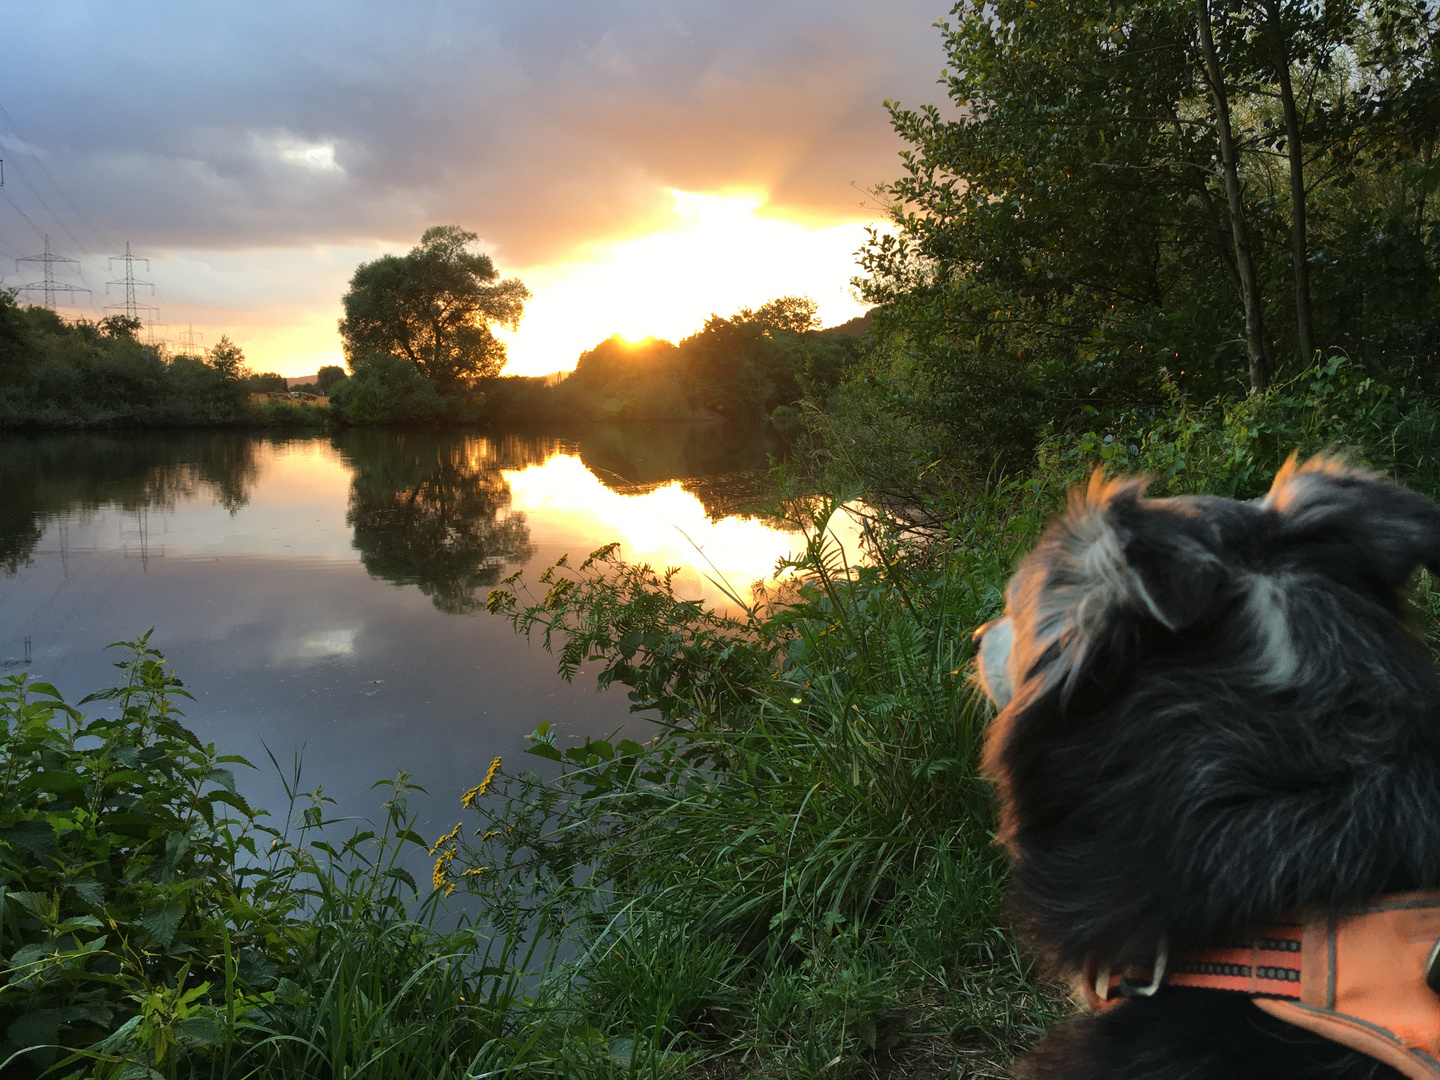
[338,225,530,393]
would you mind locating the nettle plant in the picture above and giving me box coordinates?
[0,636,288,1076]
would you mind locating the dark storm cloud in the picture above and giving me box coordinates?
[0,1,949,268]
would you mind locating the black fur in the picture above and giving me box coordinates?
[976,457,1440,1080]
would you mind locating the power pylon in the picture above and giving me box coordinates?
[17,234,90,310]
[106,242,157,324]
[143,321,171,356]
[177,323,204,356]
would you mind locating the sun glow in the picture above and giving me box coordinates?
[497,190,877,376]
[504,454,865,610]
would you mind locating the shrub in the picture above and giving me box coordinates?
[0,635,281,1074]
[328,352,448,425]
[0,638,519,1079]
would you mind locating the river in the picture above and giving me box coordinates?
[0,425,842,841]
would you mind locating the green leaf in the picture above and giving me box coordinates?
[70,880,105,905]
[385,866,419,893]
[176,1014,219,1046]
[138,902,186,947]
[0,820,58,861]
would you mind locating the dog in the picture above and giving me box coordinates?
[974,456,1440,1080]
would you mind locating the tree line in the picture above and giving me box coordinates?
[840,0,1439,482]
[0,297,328,429]
[330,225,864,424]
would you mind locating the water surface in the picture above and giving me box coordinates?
[0,426,825,836]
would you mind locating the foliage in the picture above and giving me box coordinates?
[0,306,330,431]
[0,635,277,1074]
[846,0,1440,491]
[204,339,244,383]
[338,225,530,395]
[459,500,1061,1076]
[327,351,450,425]
[315,366,346,394]
[0,637,531,1079]
[1033,354,1440,499]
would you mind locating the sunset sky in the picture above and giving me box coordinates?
[0,3,949,377]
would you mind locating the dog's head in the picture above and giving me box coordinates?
[974,456,1440,966]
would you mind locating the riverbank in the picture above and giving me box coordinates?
[7,358,1440,1078]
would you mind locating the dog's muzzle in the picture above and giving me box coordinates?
[974,617,1015,709]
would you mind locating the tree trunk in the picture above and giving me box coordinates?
[1167,103,1246,303]
[1264,0,1315,366]
[1197,0,1272,391]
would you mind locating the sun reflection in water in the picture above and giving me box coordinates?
[504,454,864,609]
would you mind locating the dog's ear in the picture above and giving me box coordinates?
[1265,454,1440,591]
[1006,473,1232,701]
[1039,472,1229,639]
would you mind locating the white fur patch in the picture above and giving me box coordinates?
[1241,572,1298,686]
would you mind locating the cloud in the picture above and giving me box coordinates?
[0,1,947,266]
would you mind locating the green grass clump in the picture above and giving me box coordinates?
[463,494,1062,1077]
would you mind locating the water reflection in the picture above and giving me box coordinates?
[0,425,824,847]
[571,423,794,519]
[0,425,801,613]
[334,431,536,614]
[0,433,263,573]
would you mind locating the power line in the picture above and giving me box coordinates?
[0,143,95,264]
[0,101,118,256]
[1,185,45,242]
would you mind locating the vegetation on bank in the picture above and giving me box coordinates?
[480,300,865,425]
[7,361,1440,1079]
[834,0,1440,493]
[0,298,328,432]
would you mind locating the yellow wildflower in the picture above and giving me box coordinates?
[432,846,456,893]
[461,756,503,808]
[429,821,462,856]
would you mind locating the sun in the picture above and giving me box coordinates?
[496,190,878,376]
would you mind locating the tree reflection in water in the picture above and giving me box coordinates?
[0,433,262,574]
[572,422,796,520]
[335,431,537,614]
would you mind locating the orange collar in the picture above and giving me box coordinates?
[1083,891,1440,1080]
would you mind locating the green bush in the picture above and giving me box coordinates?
[0,636,281,1074]
[1033,355,1440,499]
[0,638,521,1079]
[328,352,449,425]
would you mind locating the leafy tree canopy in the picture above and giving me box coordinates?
[316,364,346,393]
[207,335,246,380]
[847,0,1440,478]
[338,225,530,393]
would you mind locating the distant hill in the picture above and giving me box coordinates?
[822,309,873,338]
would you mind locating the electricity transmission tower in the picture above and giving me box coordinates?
[106,241,157,324]
[17,234,90,309]
[177,323,204,356]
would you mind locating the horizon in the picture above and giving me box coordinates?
[0,4,947,378]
